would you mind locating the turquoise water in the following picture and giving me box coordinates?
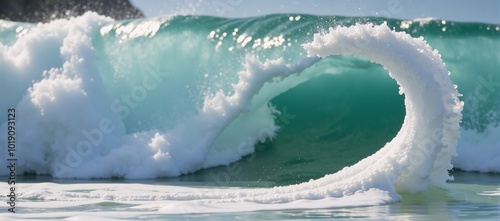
[0,13,499,220]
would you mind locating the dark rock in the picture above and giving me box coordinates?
[0,0,144,23]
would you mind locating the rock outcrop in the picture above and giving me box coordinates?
[0,0,144,22]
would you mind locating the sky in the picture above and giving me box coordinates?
[130,0,500,24]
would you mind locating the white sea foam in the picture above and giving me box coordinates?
[453,126,500,173]
[0,15,465,215]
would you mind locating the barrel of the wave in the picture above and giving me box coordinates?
[302,23,463,194]
[183,23,464,204]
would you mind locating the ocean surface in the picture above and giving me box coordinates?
[0,13,499,220]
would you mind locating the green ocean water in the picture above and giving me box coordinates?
[185,70,406,185]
